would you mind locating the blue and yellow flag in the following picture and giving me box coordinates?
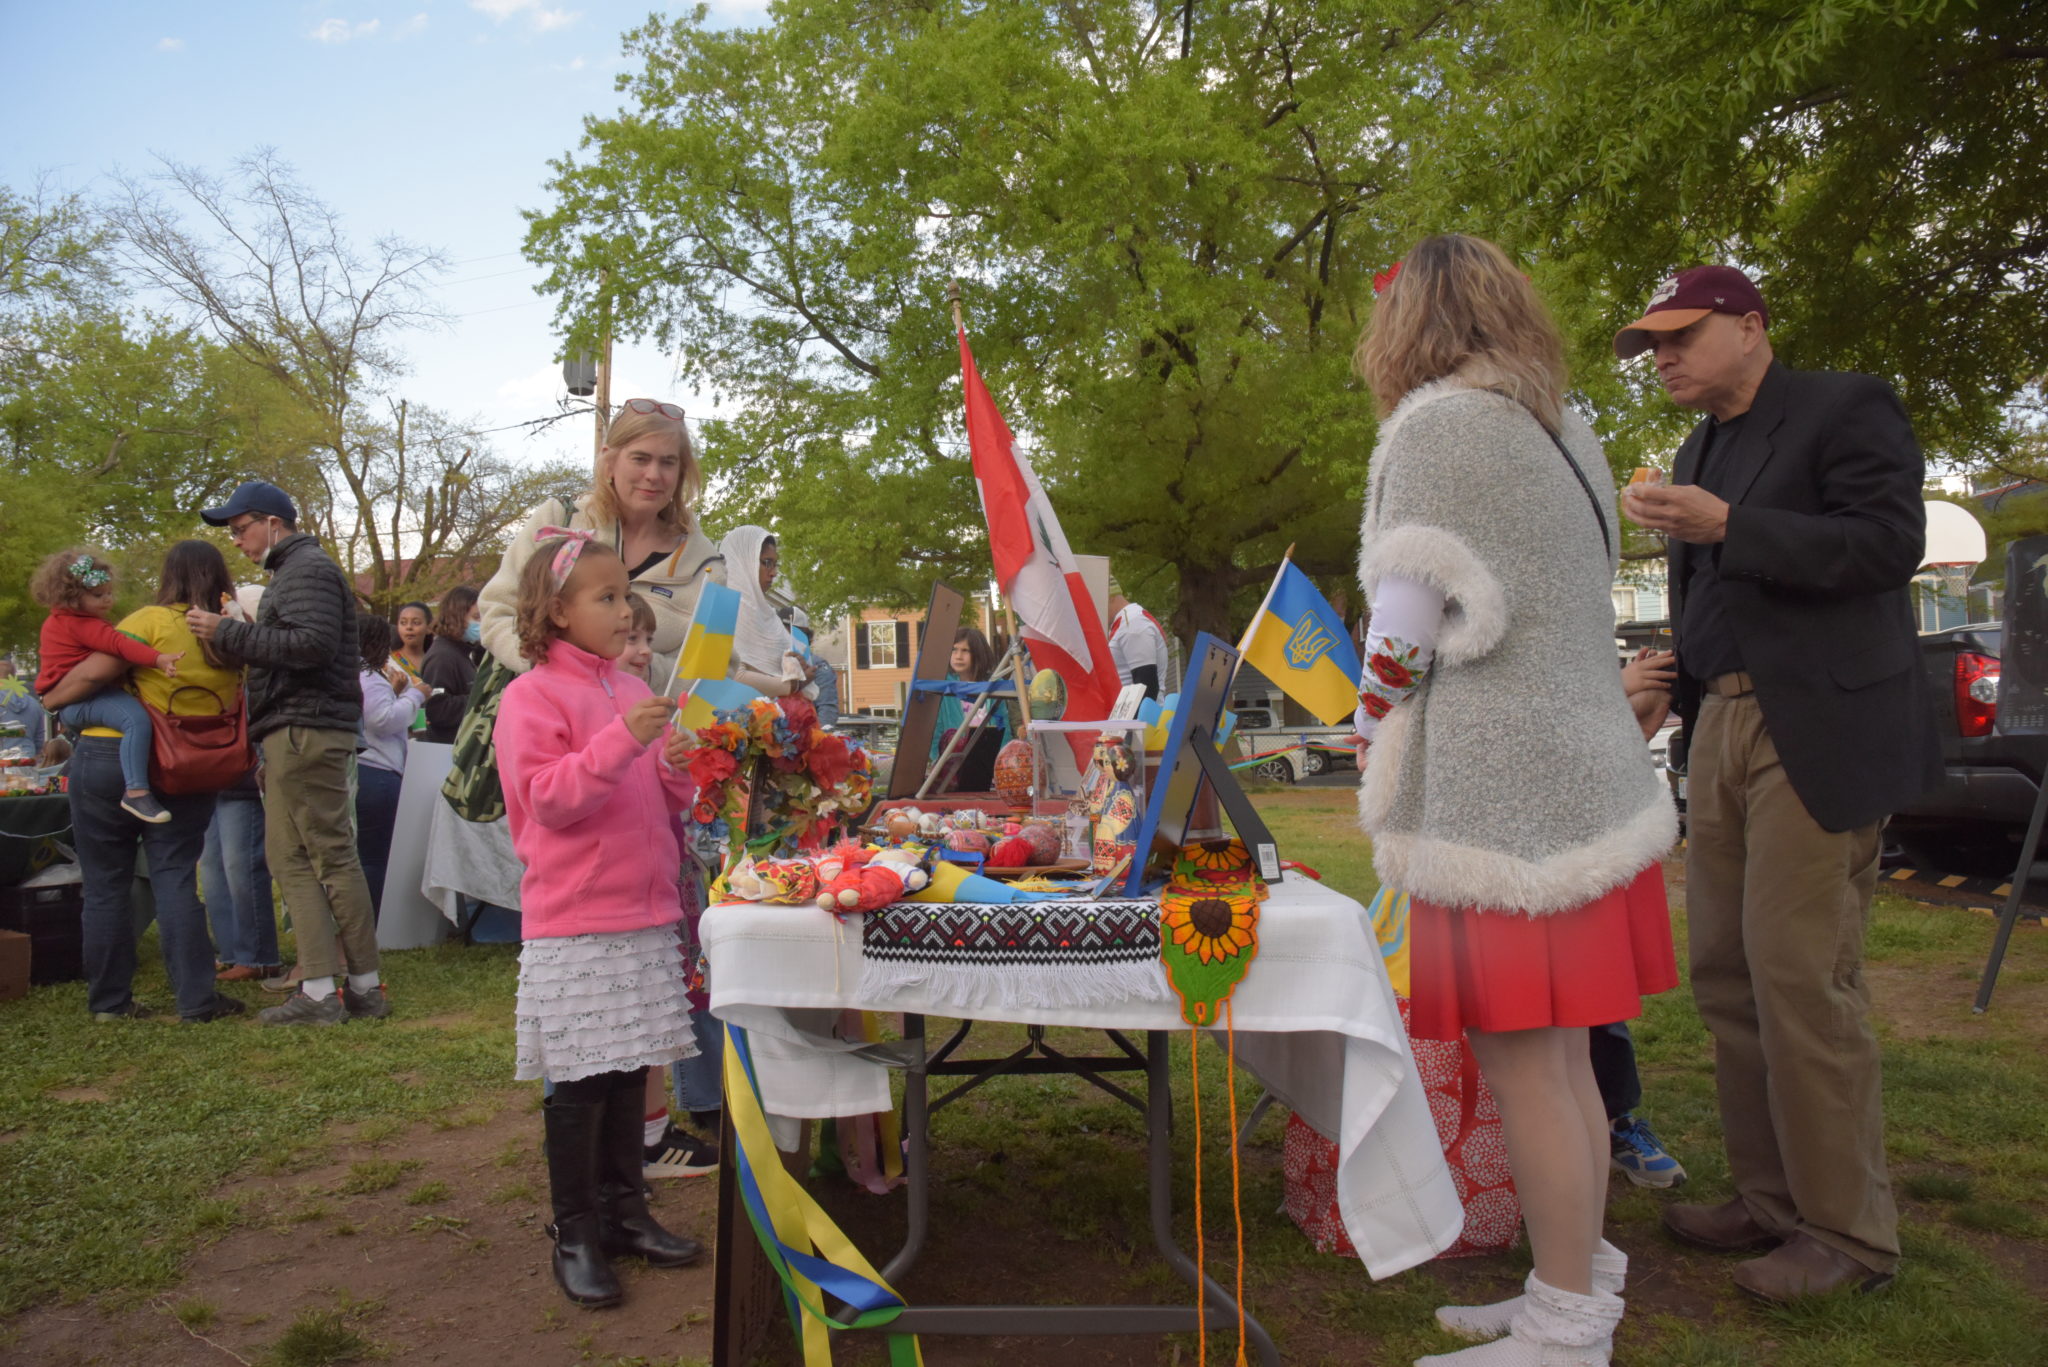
[676,581,741,681]
[1238,562,1363,727]
[676,676,762,732]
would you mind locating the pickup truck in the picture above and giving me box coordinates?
[1229,704,1356,784]
[1887,622,2048,875]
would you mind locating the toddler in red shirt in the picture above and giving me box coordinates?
[32,549,183,824]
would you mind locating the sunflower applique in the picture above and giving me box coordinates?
[1159,873,1264,1024]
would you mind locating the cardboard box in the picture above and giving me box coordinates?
[0,927,30,1002]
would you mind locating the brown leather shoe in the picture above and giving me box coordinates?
[1662,1196,1782,1253]
[1732,1233,1894,1302]
[216,964,265,982]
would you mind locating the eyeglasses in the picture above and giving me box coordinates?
[225,516,264,541]
[621,398,685,420]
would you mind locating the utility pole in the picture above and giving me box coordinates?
[594,265,614,460]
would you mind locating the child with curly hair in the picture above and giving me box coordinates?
[495,532,705,1309]
[32,549,184,823]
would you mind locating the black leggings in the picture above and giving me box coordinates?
[550,1066,645,1106]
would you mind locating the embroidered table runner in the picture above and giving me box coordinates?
[860,899,1164,1011]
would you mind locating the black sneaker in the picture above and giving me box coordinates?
[182,994,248,1024]
[121,793,173,824]
[643,1123,719,1179]
[92,1000,157,1023]
[257,989,346,1027]
[341,983,392,1020]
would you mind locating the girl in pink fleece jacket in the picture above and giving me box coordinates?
[494,532,704,1310]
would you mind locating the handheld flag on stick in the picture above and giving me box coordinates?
[958,327,1122,733]
[1237,558,1363,728]
[677,580,741,681]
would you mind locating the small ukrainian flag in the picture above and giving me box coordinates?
[1238,562,1363,727]
[677,581,741,681]
[675,676,762,732]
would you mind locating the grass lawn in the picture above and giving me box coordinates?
[2,785,2045,1366]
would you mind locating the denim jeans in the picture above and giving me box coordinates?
[68,736,219,1017]
[671,1006,725,1114]
[202,795,277,968]
[57,690,154,792]
[811,660,840,726]
[354,762,404,923]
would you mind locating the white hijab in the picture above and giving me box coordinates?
[718,524,804,684]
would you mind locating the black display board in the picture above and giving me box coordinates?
[1994,534,2048,734]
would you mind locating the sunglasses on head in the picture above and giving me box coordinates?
[621,398,685,420]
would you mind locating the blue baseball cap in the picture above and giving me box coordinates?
[201,480,297,527]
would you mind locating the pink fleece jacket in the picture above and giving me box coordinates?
[495,639,696,940]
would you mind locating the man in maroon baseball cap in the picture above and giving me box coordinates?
[1616,265,1937,1306]
[1613,265,1771,358]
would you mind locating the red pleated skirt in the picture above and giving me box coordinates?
[1408,864,1678,1041]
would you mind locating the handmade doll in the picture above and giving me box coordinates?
[1083,735,1140,876]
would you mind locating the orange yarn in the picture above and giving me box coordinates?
[1226,1002,1248,1365]
[1190,1025,1207,1367]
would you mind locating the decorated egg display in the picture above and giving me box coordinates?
[1026,668,1067,721]
[992,738,1035,812]
[944,827,990,855]
[1017,821,1062,864]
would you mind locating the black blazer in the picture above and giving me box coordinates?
[1669,362,1941,832]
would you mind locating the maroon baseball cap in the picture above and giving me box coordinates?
[1613,266,1770,358]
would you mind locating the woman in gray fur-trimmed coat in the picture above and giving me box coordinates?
[1352,236,1678,1367]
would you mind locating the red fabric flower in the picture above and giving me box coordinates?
[687,747,739,789]
[780,696,817,734]
[805,731,855,790]
[1372,261,1402,296]
[1360,691,1393,719]
[1368,652,1415,689]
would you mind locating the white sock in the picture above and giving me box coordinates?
[301,977,338,1000]
[347,972,380,992]
[1435,1241,1627,1342]
[1420,1274,1620,1367]
[644,1110,669,1147]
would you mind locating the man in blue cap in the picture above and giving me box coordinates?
[186,481,387,1026]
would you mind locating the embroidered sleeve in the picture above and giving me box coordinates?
[1355,575,1444,741]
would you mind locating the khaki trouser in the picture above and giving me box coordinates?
[1685,692,1898,1273]
[262,726,379,981]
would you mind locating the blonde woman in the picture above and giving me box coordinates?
[1352,235,1677,1367]
[479,400,726,682]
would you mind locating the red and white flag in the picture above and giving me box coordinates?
[959,328,1122,729]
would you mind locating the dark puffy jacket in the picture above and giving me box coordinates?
[213,533,363,741]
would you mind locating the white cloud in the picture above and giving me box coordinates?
[470,0,581,32]
[156,36,185,52]
[309,17,381,43]
[396,13,429,37]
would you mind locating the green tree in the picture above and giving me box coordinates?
[526,1,1462,638]
[1398,0,2048,467]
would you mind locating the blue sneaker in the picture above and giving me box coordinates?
[1610,1113,1688,1188]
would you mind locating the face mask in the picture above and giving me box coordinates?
[463,621,481,645]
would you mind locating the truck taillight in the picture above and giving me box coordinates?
[1956,651,1999,737]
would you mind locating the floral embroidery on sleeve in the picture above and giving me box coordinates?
[1357,635,1432,733]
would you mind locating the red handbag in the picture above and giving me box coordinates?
[146,684,255,795]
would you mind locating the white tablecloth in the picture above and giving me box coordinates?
[702,877,1465,1278]
[422,781,524,920]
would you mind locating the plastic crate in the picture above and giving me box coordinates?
[0,881,85,985]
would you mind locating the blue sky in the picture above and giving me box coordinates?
[1,0,769,472]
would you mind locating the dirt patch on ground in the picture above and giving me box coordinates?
[5,1090,717,1366]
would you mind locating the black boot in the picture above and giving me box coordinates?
[543,1097,624,1308]
[598,1072,705,1268]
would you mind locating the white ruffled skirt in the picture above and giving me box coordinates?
[514,925,699,1083]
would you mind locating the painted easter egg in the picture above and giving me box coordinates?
[993,738,1035,811]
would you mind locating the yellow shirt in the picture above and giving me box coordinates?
[79,605,246,736]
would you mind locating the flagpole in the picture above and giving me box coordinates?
[661,594,705,701]
[1229,543,1296,684]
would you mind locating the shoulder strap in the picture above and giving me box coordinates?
[1493,391,1610,560]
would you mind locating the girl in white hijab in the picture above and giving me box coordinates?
[718,525,813,697]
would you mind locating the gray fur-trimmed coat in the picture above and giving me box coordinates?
[1356,373,1675,915]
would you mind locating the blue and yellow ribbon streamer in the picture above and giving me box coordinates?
[723,1023,924,1366]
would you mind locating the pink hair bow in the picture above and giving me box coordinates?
[534,525,599,585]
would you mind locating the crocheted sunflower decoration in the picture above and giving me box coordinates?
[1159,839,1265,1026]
